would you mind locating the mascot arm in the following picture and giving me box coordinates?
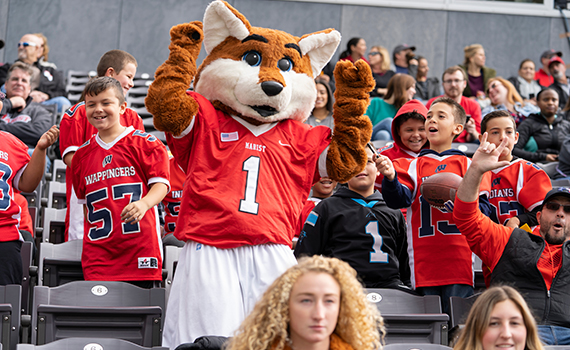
[145,22,203,137]
[326,60,375,183]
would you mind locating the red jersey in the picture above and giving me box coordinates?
[426,96,481,143]
[162,157,185,235]
[0,131,31,242]
[167,92,331,248]
[60,102,145,240]
[535,68,554,87]
[72,127,170,281]
[14,193,33,235]
[488,159,551,225]
[387,150,490,288]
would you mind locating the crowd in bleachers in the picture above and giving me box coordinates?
[2,23,570,350]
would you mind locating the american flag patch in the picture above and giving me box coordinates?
[221,132,239,142]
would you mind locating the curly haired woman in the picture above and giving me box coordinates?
[225,256,384,350]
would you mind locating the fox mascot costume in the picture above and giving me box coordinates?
[146,0,374,347]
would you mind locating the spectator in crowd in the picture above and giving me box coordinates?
[366,73,416,141]
[460,44,496,100]
[368,45,395,98]
[0,33,70,113]
[508,59,542,104]
[453,286,545,350]
[513,88,570,163]
[556,133,570,178]
[535,49,562,87]
[454,135,570,346]
[305,78,334,129]
[413,56,440,102]
[426,66,482,143]
[225,256,383,350]
[548,56,570,109]
[392,44,415,75]
[297,176,338,240]
[0,62,51,148]
[483,77,538,125]
[295,144,410,290]
[338,37,368,64]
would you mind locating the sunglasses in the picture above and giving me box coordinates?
[545,202,570,213]
[368,52,380,56]
[18,42,37,48]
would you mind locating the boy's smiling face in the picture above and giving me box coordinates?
[107,62,137,96]
[85,87,127,134]
[426,102,463,150]
[399,118,426,153]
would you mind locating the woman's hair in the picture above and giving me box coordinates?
[454,286,543,350]
[486,77,523,106]
[313,78,334,113]
[32,33,49,61]
[369,45,391,72]
[339,37,362,59]
[463,43,484,67]
[225,256,384,350]
[519,59,535,71]
[385,73,416,110]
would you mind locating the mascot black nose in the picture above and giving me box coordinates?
[261,81,283,96]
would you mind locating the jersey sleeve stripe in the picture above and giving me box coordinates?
[174,117,196,139]
[62,145,80,159]
[12,164,28,192]
[148,177,171,193]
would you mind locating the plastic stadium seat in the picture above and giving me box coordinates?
[449,293,480,342]
[20,241,35,315]
[41,182,66,209]
[163,245,182,304]
[452,143,478,157]
[372,140,393,150]
[38,208,66,243]
[551,178,570,187]
[17,337,168,349]
[366,288,449,345]
[38,240,83,287]
[537,161,560,179]
[384,343,452,350]
[30,281,165,346]
[0,285,21,350]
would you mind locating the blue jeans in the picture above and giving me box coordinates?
[372,118,393,141]
[417,284,474,315]
[42,96,71,114]
[537,325,570,345]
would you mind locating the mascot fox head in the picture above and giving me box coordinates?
[194,0,341,124]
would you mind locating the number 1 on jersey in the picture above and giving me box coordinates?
[366,221,389,263]
[240,156,260,215]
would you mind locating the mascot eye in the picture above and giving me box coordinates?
[277,58,293,72]
[243,51,261,67]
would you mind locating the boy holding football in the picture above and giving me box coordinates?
[376,97,492,312]
[71,77,169,287]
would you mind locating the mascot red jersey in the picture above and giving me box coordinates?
[145,1,374,347]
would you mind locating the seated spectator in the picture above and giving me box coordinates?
[482,77,539,125]
[338,37,368,64]
[426,66,482,143]
[0,33,70,113]
[513,88,570,163]
[508,59,542,104]
[413,56,441,102]
[548,56,570,109]
[0,62,52,148]
[368,45,395,98]
[535,49,562,87]
[453,286,544,350]
[295,144,410,289]
[297,176,338,240]
[366,73,416,141]
[305,78,334,129]
[392,43,416,74]
[225,255,383,350]
[460,44,496,101]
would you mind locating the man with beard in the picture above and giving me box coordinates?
[453,134,570,346]
[426,66,481,143]
[548,56,570,108]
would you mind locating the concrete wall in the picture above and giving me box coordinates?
[1,0,569,81]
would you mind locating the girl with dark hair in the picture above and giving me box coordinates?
[338,37,368,64]
[305,79,334,129]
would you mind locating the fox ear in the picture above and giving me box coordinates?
[299,29,341,79]
[203,0,252,54]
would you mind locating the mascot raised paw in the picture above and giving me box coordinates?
[145,1,374,347]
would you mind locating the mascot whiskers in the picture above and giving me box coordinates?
[145,1,374,347]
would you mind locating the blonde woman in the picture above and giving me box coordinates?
[368,46,395,97]
[459,44,496,99]
[225,256,384,350]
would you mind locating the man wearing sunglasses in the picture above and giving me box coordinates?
[0,33,69,113]
[453,134,570,346]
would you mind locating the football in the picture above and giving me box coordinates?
[420,172,463,209]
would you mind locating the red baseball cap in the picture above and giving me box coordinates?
[549,56,565,67]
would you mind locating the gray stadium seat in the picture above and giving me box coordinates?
[30,281,165,346]
[537,161,561,179]
[41,182,66,209]
[384,343,452,350]
[48,160,66,184]
[0,285,21,350]
[452,143,478,157]
[366,288,449,345]
[163,245,182,304]
[38,208,66,243]
[17,337,167,349]
[37,240,83,287]
[449,293,480,342]
[372,140,393,150]
[20,241,35,315]
[551,178,570,187]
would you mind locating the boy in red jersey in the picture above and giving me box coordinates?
[376,97,492,313]
[60,50,144,241]
[0,116,59,285]
[71,77,169,287]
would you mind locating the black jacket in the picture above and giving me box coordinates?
[491,229,570,328]
[0,59,66,99]
[0,96,52,147]
[513,113,570,163]
[295,187,410,288]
